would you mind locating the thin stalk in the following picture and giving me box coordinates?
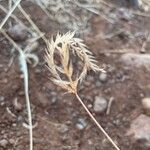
[12,0,47,44]
[20,51,33,150]
[8,0,13,27]
[0,0,22,29]
[1,30,33,150]
[75,93,120,150]
[0,4,31,32]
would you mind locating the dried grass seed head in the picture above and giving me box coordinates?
[45,31,104,93]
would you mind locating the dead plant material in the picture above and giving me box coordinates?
[45,32,120,150]
[106,97,114,115]
[45,31,104,93]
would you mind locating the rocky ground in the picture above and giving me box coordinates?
[0,0,150,150]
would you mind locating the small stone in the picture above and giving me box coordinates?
[17,116,23,122]
[65,120,72,125]
[0,96,4,102]
[88,104,92,109]
[12,123,17,127]
[76,118,87,130]
[9,139,15,144]
[113,119,121,126]
[120,53,150,68]
[93,96,108,113]
[99,72,107,82]
[0,64,3,68]
[130,0,141,8]
[0,139,8,148]
[95,81,102,87]
[126,114,150,148]
[2,79,8,83]
[142,97,150,116]
[76,123,84,130]
[51,97,57,104]
[0,102,5,106]
[140,48,146,54]
[88,140,93,145]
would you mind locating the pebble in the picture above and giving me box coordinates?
[0,64,3,68]
[12,123,17,127]
[9,139,15,144]
[51,97,57,104]
[0,95,4,104]
[126,114,150,148]
[99,72,107,82]
[7,24,28,41]
[113,119,121,126]
[17,116,23,122]
[95,81,102,87]
[0,96,4,102]
[140,48,146,53]
[120,53,150,68]
[76,118,87,130]
[142,97,150,116]
[2,79,8,83]
[76,123,85,130]
[93,96,108,113]
[0,139,8,148]
[88,104,92,109]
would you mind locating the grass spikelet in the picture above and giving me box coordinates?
[45,31,120,150]
[45,31,104,93]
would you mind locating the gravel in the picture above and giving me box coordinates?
[142,97,150,116]
[99,72,107,82]
[0,139,8,148]
[93,96,108,113]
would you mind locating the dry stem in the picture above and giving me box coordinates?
[75,93,120,150]
[45,32,120,150]
[0,4,30,32]
[1,29,33,150]
[0,0,22,29]
[12,0,47,44]
[106,97,114,115]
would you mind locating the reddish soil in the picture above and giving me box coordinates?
[0,1,150,150]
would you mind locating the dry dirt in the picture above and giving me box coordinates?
[0,1,150,150]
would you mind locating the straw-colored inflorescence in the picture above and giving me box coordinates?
[45,32,120,150]
[45,31,104,93]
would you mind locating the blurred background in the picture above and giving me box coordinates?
[0,0,150,150]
